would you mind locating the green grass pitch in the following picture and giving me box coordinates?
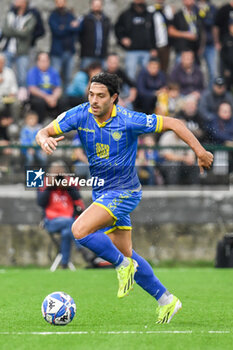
[0,267,233,350]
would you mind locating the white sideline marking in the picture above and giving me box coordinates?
[0,330,231,335]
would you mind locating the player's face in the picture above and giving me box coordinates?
[88,83,117,119]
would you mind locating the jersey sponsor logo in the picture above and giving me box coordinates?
[96,143,110,159]
[111,131,122,141]
[146,115,153,128]
[78,127,95,133]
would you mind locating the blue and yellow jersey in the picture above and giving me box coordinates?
[53,103,163,195]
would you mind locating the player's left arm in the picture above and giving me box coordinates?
[162,116,213,174]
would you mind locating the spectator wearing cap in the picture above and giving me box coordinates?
[199,77,233,126]
[136,56,167,114]
[220,18,233,91]
[169,49,204,98]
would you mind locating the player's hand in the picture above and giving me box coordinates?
[41,136,64,155]
[197,150,213,174]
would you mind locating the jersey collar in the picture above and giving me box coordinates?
[88,104,117,128]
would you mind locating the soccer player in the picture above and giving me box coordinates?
[36,72,213,324]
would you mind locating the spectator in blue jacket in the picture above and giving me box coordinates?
[27,51,67,122]
[136,56,166,114]
[49,0,80,90]
[66,61,102,108]
[207,101,233,144]
[20,110,47,166]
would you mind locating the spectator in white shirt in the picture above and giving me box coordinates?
[0,53,20,121]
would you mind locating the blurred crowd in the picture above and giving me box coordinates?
[1,0,233,185]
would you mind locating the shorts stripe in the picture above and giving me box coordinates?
[104,227,118,235]
[116,226,132,231]
[93,202,117,221]
[104,226,132,235]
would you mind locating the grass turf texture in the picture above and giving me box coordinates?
[0,268,233,350]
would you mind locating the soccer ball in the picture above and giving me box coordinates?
[41,291,76,325]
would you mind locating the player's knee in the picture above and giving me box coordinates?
[72,218,90,240]
[119,243,132,257]
[125,247,133,257]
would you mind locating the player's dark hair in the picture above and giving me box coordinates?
[91,72,120,104]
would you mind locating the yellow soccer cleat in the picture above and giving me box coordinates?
[156,296,182,324]
[117,258,138,298]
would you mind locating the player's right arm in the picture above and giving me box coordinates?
[36,121,65,155]
[36,105,84,155]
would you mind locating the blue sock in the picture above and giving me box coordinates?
[76,231,124,267]
[132,250,167,300]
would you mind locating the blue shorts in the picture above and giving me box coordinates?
[93,189,142,234]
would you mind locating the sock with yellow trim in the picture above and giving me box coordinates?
[76,230,124,267]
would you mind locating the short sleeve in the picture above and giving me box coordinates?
[128,111,163,137]
[27,67,37,87]
[53,105,83,134]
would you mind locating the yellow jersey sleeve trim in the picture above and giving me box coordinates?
[93,202,117,222]
[155,115,163,133]
[53,120,63,135]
